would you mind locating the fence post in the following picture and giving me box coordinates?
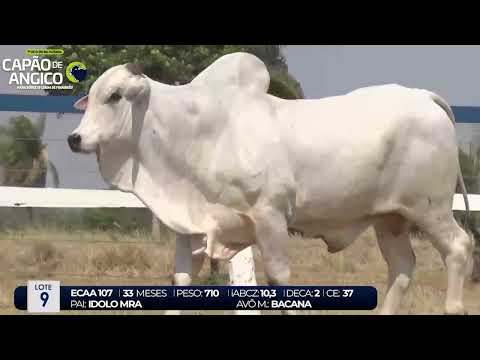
[152,213,165,241]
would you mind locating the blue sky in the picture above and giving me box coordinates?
[1,45,480,189]
[285,45,480,105]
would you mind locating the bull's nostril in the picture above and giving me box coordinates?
[68,133,82,151]
[71,133,81,145]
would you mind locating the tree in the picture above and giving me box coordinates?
[0,114,60,222]
[0,115,59,187]
[0,114,58,187]
[45,45,304,99]
[245,45,287,67]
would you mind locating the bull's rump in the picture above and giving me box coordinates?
[276,85,459,222]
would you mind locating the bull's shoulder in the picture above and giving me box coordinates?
[190,52,270,94]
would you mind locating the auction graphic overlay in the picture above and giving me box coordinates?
[15,282,377,312]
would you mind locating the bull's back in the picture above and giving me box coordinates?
[276,85,458,221]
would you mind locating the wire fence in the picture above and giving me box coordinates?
[2,269,171,282]
[2,237,168,246]
[5,138,68,141]
[2,169,99,174]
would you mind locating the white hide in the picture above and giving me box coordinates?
[71,53,473,315]
[72,53,267,314]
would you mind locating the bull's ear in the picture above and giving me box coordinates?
[121,76,150,102]
[73,95,88,111]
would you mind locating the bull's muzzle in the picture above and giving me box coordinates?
[67,133,82,152]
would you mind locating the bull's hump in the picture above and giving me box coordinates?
[190,52,270,94]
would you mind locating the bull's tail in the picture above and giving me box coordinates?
[428,91,470,227]
[429,91,480,282]
[457,160,471,228]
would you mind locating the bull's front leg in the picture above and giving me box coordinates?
[228,246,261,315]
[252,205,295,315]
[164,233,205,315]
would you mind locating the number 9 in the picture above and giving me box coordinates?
[40,292,49,307]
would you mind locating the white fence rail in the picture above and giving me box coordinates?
[0,187,144,208]
[0,186,479,211]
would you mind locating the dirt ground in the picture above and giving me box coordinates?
[1,226,479,315]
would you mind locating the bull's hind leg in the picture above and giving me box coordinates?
[374,215,415,315]
[414,211,473,315]
[229,247,261,315]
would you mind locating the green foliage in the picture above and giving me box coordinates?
[456,147,480,231]
[0,116,41,166]
[459,147,479,193]
[83,208,117,230]
[0,114,59,188]
[198,271,230,285]
[0,115,48,186]
[82,208,151,233]
[269,71,304,100]
[45,45,304,99]
[243,45,288,68]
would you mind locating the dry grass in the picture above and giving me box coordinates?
[1,226,479,315]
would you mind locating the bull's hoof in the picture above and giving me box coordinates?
[287,228,304,237]
[471,276,480,283]
[444,308,468,315]
[164,310,182,315]
[235,310,262,315]
[281,309,298,315]
[444,311,468,315]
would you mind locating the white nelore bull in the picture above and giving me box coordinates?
[69,52,474,315]
[69,53,266,315]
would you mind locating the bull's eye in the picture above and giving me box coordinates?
[108,92,122,103]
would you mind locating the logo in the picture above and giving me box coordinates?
[26,48,64,56]
[66,61,87,83]
[1,51,86,91]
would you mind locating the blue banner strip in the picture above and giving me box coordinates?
[0,95,478,122]
[14,285,378,311]
[0,94,84,114]
[451,106,480,124]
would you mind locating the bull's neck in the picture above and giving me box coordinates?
[134,84,217,182]
[98,83,218,231]
[130,89,212,234]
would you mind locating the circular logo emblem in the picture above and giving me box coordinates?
[66,61,87,83]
